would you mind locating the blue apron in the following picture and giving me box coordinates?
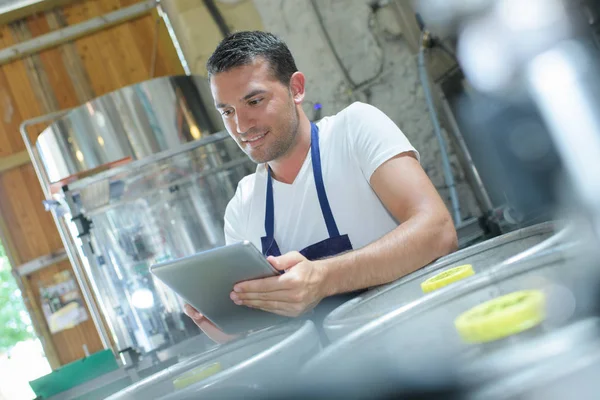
[261,122,362,343]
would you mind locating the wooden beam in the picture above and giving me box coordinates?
[16,248,68,276]
[45,9,96,103]
[0,0,157,66]
[0,198,20,271]
[0,150,30,173]
[0,204,61,369]
[0,0,79,27]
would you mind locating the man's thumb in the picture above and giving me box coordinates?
[267,251,306,271]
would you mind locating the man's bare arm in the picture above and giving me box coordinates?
[232,152,457,316]
[318,152,457,295]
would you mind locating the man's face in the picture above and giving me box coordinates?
[210,58,300,164]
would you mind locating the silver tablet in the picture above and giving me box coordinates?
[150,241,290,334]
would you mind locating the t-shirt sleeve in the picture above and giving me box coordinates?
[224,183,246,245]
[345,102,420,181]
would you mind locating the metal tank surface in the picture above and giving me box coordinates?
[34,75,224,186]
[24,75,257,355]
[469,319,600,399]
[106,321,321,400]
[277,317,600,399]
[303,242,600,392]
[42,335,213,400]
[323,221,563,342]
[462,317,600,400]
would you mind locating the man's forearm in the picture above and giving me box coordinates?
[318,213,457,297]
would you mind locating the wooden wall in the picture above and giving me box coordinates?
[0,0,183,367]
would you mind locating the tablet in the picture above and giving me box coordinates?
[150,241,290,334]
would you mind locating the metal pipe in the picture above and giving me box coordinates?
[418,41,462,225]
[0,0,77,26]
[65,131,231,193]
[20,111,113,352]
[60,189,113,352]
[438,89,495,214]
[202,0,231,38]
[157,1,191,75]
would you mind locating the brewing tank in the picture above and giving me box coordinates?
[31,75,255,355]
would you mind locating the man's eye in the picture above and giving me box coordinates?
[222,109,233,116]
[249,98,262,106]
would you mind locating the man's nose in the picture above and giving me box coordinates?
[235,110,255,135]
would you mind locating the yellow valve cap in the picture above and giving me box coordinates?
[455,290,546,344]
[421,264,475,293]
[173,361,222,390]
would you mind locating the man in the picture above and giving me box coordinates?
[185,31,457,342]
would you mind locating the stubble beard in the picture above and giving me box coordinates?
[247,103,300,164]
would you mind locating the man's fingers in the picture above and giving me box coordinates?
[196,315,239,344]
[242,299,293,316]
[234,274,292,293]
[231,289,296,303]
[183,303,202,320]
[233,252,308,293]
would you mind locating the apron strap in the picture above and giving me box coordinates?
[310,122,340,238]
[263,122,341,242]
[264,171,275,238]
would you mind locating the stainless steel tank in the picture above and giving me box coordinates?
[461,317,600,386]
[106,321,321,400]
[470,318,600,399]
[323,221,562,342]
[35,75,224,186]
[304,242,599,389]
[463,317,600,400]
[466,328,600,400]
[25,75,256,355]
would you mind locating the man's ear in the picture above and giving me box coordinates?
[289,72,306,104]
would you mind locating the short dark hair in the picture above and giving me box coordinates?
[206,31,298,86]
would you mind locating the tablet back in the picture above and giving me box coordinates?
[150,241,290,334]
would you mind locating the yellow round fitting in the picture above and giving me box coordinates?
[173,361,222,390]
[421,264,475,293]
[455,290,546,344]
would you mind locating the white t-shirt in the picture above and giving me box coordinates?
[224,102,419,253]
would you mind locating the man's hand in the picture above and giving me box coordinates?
[230,252,326,317]
[183,303,239,344]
